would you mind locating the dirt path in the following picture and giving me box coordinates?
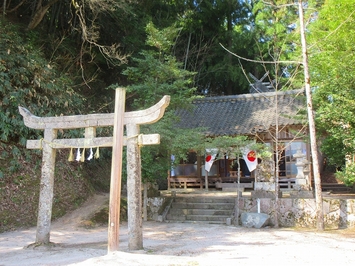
[1,193,355,266]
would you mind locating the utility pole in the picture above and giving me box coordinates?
[298,0,324,230]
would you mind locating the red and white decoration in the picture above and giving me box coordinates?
[205,148,218,172]
[243,147,257,172]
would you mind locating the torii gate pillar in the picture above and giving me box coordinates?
[126,123,143,250]
[36,128,57,244]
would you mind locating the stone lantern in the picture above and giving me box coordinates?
[294,150,306,180]
[290,150,313,198]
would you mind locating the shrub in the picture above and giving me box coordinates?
[0,20,84,147]
[335,163,355,187]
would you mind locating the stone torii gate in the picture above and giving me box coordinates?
[19,88,170,252]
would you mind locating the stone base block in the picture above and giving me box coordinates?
[254,182,276,191]
[289,190,314,198]
[241,212,270,228]
[222,187,244,192]
[251,190,282,199]
[293,184,310,191]
[295,179,307,185]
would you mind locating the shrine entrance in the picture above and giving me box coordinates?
[19,88,170,252]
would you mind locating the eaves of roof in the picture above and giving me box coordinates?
[175,89,306,137]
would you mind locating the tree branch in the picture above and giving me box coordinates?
[6,0,27,13]
[219,42,302,65]
[27,0,59,30]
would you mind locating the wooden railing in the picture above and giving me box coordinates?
[168,175,255,190]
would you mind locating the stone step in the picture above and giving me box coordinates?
[185,214,231,222]
[168,208,232,216]
[166,214,230,223]
[166,214,186,221]
[173,197,235,204]
[165,219,227,224]
[321,183,351,192]
[172,220,226,224]
[165,196,235,224]
[172,202,234,210]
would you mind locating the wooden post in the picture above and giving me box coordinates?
[235,154,241,226]
[108,88,125,252]
[167,170,171,190]
[205,171,209,190]
[126,123,143,250]
[36,128,57,244]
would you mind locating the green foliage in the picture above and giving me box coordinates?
[146,21,182,53]
[309,0,355,167]
[134,0,260,95]
[205,135,272,160]
[335,163,355,187]
[121,20,277,184]
[139,111,205,184]
[123,50,195,109]
[0,21,84,141]
[252,0,303,89]
[121,22,198,183]
[123,22,196,110]
[179,0,256,95]
[3,0,307,97]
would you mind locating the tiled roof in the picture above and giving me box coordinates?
[176,89,306,137]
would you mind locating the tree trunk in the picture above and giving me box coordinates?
[274,88,280,228]
[6,0,27,14]
[27,0,59,30]
[298,1,324,230]
[184,32,191,70]
[2,0,6,16]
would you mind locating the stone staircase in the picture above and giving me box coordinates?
[165,196,235,224]
[321,183,351,193]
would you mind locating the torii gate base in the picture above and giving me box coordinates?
[19,88,170,252]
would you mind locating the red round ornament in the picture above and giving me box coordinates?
[247,151,256,162]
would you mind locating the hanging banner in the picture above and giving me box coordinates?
[205,148,218,172]
[243,147,257,172]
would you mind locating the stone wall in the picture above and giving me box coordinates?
[240,198,355,229]
[148,196,355,229]
[146,197,166,221]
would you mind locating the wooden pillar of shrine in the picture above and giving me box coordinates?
[108,88,125,252]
